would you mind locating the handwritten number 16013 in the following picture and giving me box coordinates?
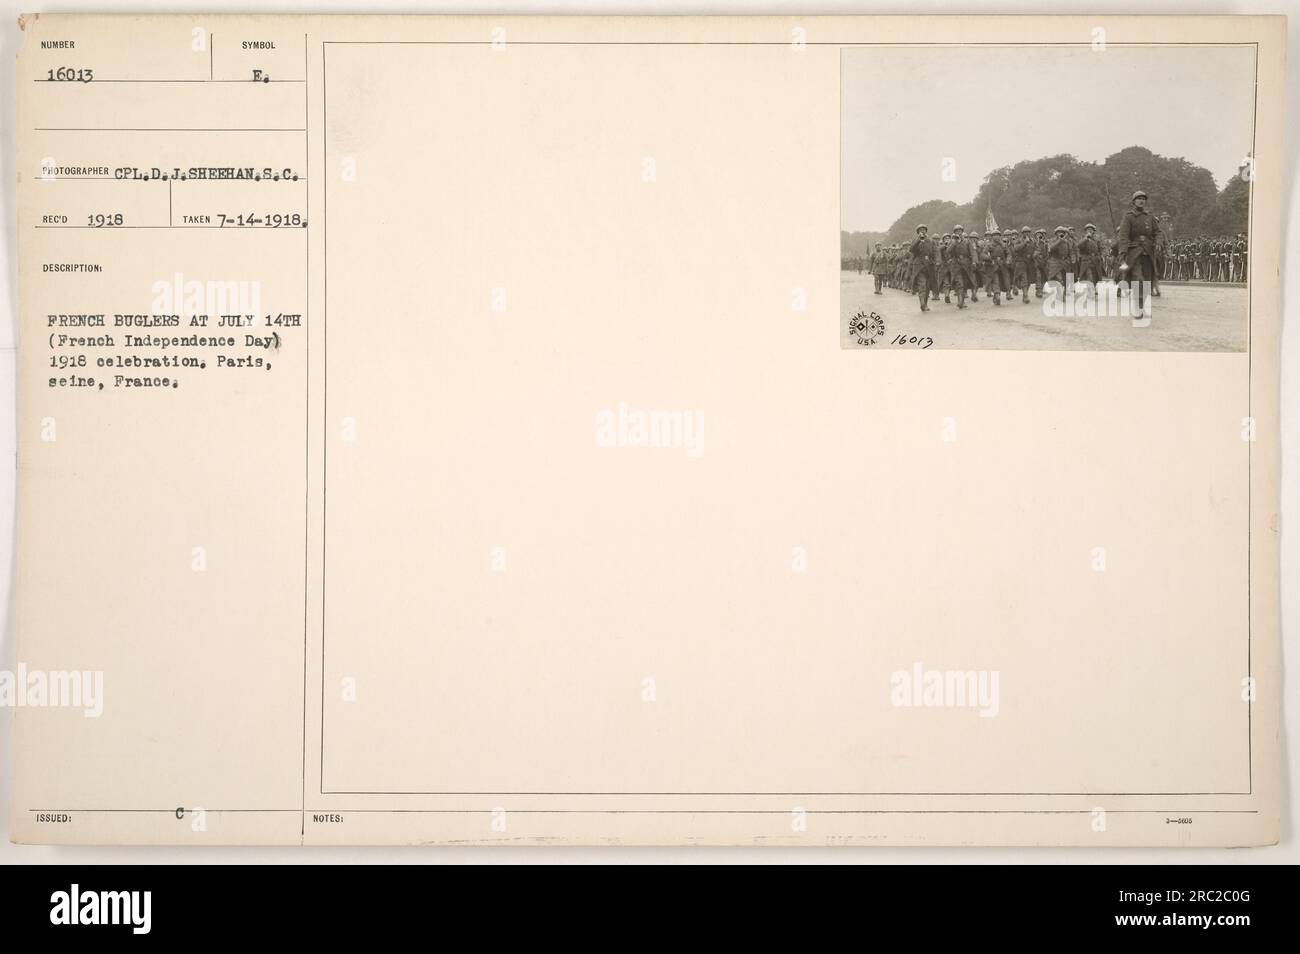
[891,334,935,349]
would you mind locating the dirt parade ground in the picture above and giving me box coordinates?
[840,270,1249,352]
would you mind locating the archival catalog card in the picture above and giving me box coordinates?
[12,13,1284,846]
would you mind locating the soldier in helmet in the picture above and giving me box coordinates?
[1031,228,1048,297]
[938,232,953,303]
[869,243,889,294]
[909,224,938,312]
[947,224,978,309]
[981,228,1011,305]
[1117,189,1162,316]
[1076,223,1105,289]
[1046,225,1071,293]
[1003,227,1019,299]
[1010,225,1034,304]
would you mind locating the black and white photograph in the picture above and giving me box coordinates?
[1,2,1295,924]
[841,45,1256,351]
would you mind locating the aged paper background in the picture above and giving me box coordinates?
[4,10,1287,850]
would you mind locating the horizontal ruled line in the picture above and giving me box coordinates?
[322,40,1259,47]
[30,808,301,813]
[30,808,1262,816]
[36,78,305,83]
[322,790,1257,797]
[36,225,306,230]
[36,127,306,132]
[34,177,309,181]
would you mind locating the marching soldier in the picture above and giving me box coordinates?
[909,224,938,312]
[947,224,978,309]
[1032,228,1049,297]
[1117,189,1161,316]
[869,243,888,294]
[1077,223,1105,287]
[1004,227,1022,299]
[1046,225,1071,291]
[1003,227,1016,298]
[970,231,985,291]
[1011,225,1034,303]
[938,233,953,303]
[981,228,1011,305]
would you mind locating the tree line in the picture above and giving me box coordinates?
[843,146,1250,258]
